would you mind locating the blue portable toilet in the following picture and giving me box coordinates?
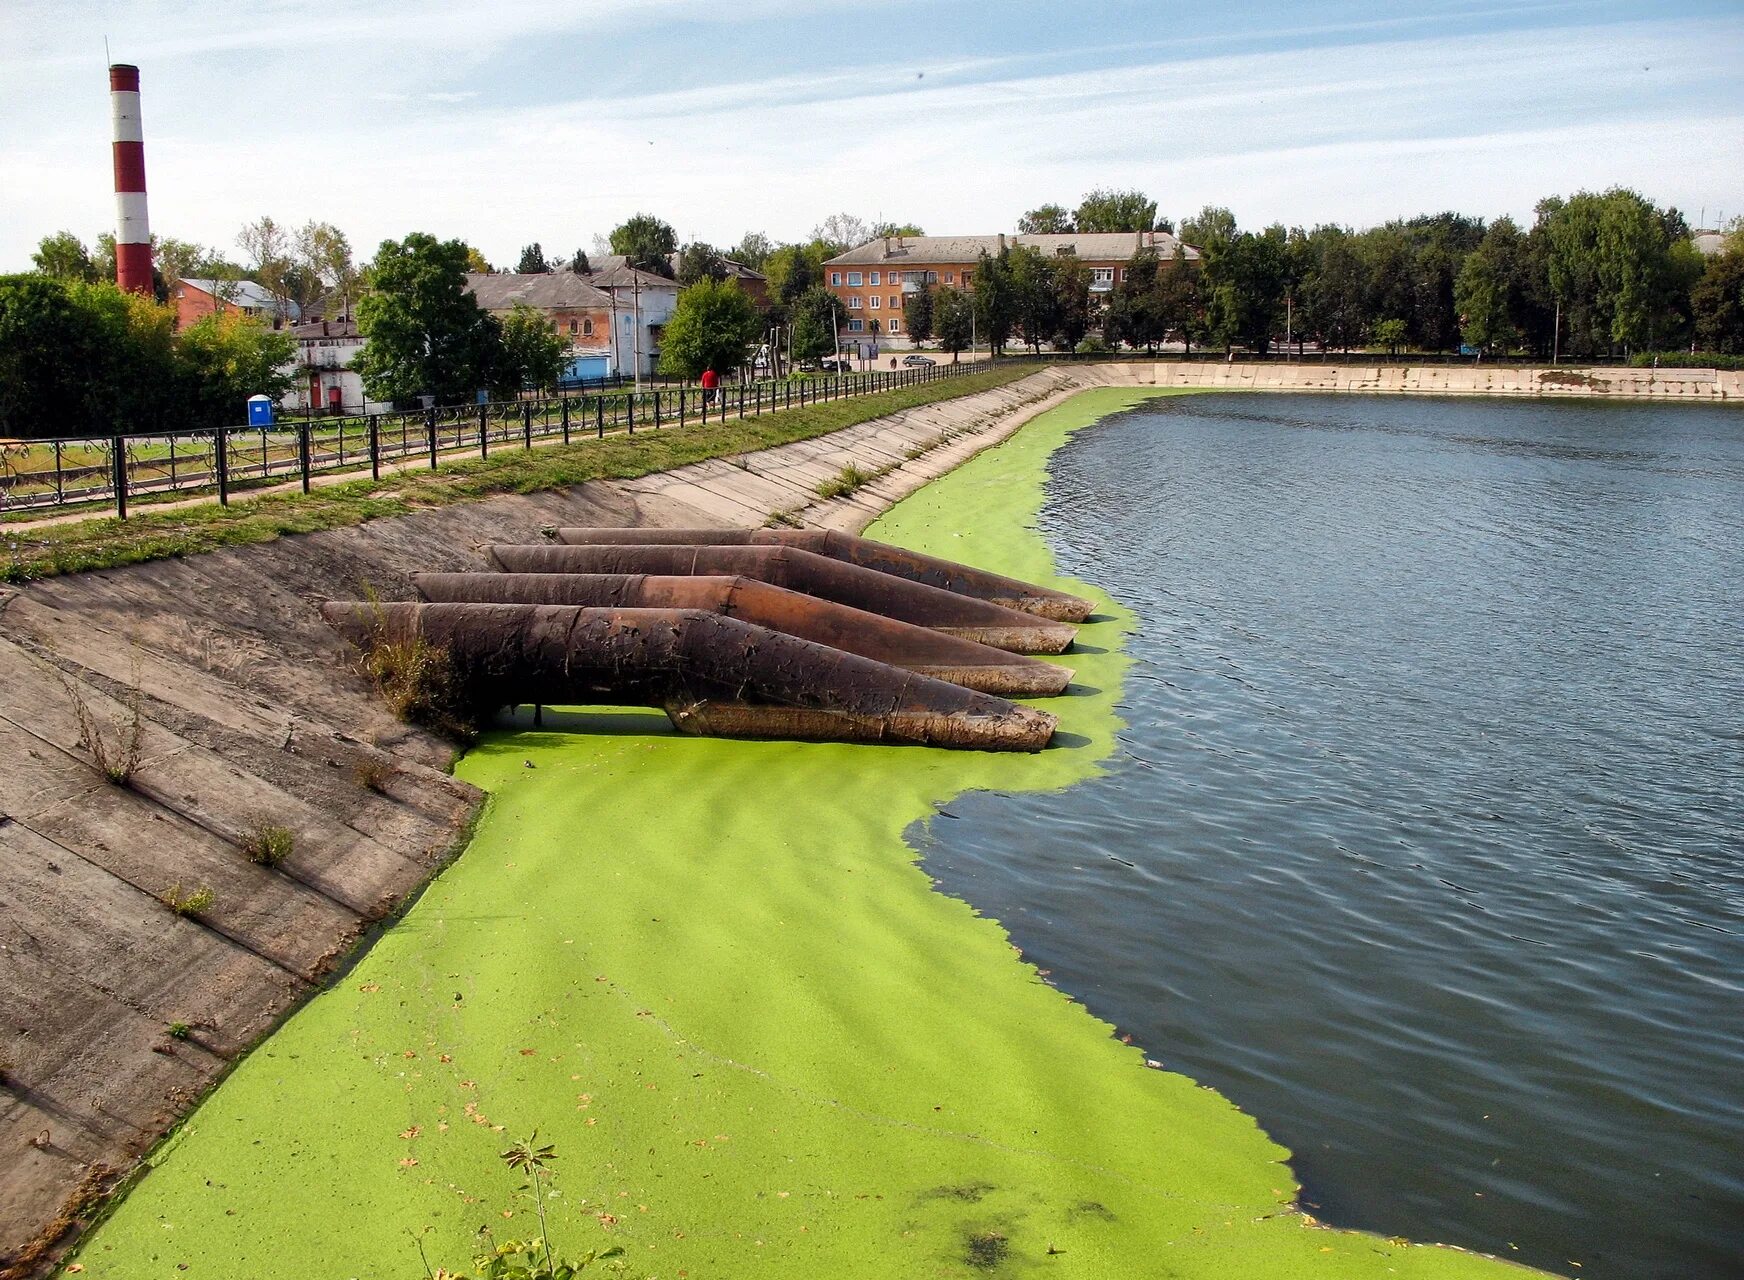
[247,395,275,427]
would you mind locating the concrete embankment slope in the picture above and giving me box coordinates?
[1084,359,1741,399]
[0,367,1085,1276]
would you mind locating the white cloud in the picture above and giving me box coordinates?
[1,4,1739,267]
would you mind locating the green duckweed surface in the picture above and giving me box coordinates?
[75,388,1543,1278]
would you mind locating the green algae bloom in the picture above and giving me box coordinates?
[75,388,1547,1278]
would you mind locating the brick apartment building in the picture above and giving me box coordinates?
[822,230,1198,345]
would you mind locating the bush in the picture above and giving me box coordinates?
[1075,335,1112,355]
[1627,351,1744,370]
[162,884,215,917]
[361,628,474,741]
[242,823,295,867]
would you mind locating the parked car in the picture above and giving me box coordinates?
[817,358,852,373]
[901,354,936,367]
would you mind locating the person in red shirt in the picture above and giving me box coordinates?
[701,367,719,405]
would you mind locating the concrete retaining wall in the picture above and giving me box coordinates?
[1075,360,1741,400]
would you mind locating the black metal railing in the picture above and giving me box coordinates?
[0,362,982,519]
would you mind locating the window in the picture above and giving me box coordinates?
[847,295,862,309]
[830,272,842,286]
[944,272,954,284]
[582,318,594,336]
[869,271,880,285]
[962,271,973,285]
[1092,268,1115,283]
[847,271,863,286]
[869,295,880,309]
[890,296,900,309]
[568,320,579,334]
[889,318,901,332]
[848,318,864,332]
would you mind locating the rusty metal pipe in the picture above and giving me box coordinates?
[322,602,1055,751]
[410,573,1073,697]
[482,545,1078,655]
[550,527,1094,622]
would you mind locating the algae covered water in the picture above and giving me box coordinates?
[916,393,1744,1280]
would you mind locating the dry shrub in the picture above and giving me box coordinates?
[242,823,294,867]
[361,627,475,741]
[60,661,145,786]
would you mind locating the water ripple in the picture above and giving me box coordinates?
[918,393,1744,1280]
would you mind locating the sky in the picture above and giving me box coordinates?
[2,0,1741,271]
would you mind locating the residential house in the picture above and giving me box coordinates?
[822,231,1199,346]
[584,259,681,378]
[660,251,770,307]
[464,271,615,381]
[280,318,389,415]
[172,277,300,330]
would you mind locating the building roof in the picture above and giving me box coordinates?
[179,278,301,319]
[586,261,681,291]
[658,250,767,283]
[290,318,361,340]
[465,271,612,310]
[825,231,1200,266]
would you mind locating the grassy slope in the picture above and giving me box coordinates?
[0,366,1027,582]
[72,388,1546,1279]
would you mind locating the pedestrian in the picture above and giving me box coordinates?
[701,366,718,406]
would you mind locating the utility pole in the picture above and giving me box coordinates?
[632,270,643,391]
[1552,298,1561,364]
[831,302,843,367]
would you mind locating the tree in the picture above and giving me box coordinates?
[32,232,99,282]
[763,243,827,305]
[1301,226,1368,353]
[971,248,1014,354]
[1690,249,1744,353]
[1204,227,1287,353]
[1540,188,1689,356]
[1052,256,1093,350]
[609,214,678,276]
[902,283,935,344]
[1018,204,1073,234]
[156,237,225,289]
[355,233,502,405]
[295,221,357,313]
[934,288,973,361]
[1374,318,1408,355]
[567,249,591,275]
[1180,206,1237,253]
[790,286,838,365]
[675,241,729,286]
[1153,247,1202,352]
[1455,217,1525,355]
[72,280,181,432]
[493,303,567,393]
[515,243,552,274]
[1007,245,1061,353]
[0,275,114,436]
[657,278,762,377]
[810,213,873,255]
[237,215,295,315]
[1074,188,1158,233]
[870,220,924,239]
[174,311,296,427]
[730,232,775,271]
[462,244,493,273]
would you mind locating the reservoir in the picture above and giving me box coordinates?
[917,392,1744,1280]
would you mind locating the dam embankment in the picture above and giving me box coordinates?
[0,367,1087,1276]
[1090,358,1742,399]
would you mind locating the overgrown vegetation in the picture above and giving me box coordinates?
[0,366,1029,583]
[360,626,474,741]
[242,823,295,867]
[815,462,876,499]
[420,1135,628,1280]
[60,662,145,786]
[354,757,397,793]
[165,1022,192,1041]
[161,884,215,917]
[1628,351,1744,370]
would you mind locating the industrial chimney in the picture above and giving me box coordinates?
[108,63,153,294]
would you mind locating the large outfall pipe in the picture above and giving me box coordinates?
[551,527,1094,622]
[484,545,1078,655]
[412,573,1073,697]
[322,602,1056,751]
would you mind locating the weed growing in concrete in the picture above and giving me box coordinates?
[764,506,805,528]
[60,661,145,786]
[242,824,295,867]
[166,1022,191,1041]
[816,462,875,500]
[161,884,214,918]
[354,757,397,794]
[362,628,474,742]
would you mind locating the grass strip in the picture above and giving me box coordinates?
[0,366,1030,584]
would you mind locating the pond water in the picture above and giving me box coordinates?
[915,393,1744,1280]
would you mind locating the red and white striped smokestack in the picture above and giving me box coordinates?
[108,63,153,295]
